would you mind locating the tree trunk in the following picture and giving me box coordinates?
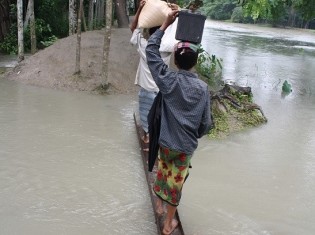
[99,0,105,24]
[304,20,310,29]
[101,0,112,88]
[288,6,295,27]
[17,0,24,61]
[23,0,31,30]
[69,0,77,35]
[81,6,87,31]
[114,0,129,28]
[95,0,100,26]
[29,0,36,54]
[88,0,94,30]
[75,0,83,74]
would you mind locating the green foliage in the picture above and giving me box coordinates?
[229,86,253,103]
[40,36,58,47]
[241,0,271,20]
[177,0,192,8]
[36,0,68,38]
[196,47,223,88]
[202,0,237,20]
[0,68,6,75]
[231,6,243,22]
[293,0,315,22]
[9,3,17,18]
[208,85,267,139]
[231,6,253,23]
[0,23,18,54]
[201,0,315,28]
[0,4,17,54]
[24,19,58,50]
[208,109,229,138]
[238,0,315,27]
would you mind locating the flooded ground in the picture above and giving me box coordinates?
[0,53,18,68]
[179,20,315,235]
[0,80,157,235]
[0,21,315,234]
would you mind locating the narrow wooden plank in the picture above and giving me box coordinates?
[133,113,185,235]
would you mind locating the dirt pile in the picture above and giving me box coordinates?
[4,28,139,94]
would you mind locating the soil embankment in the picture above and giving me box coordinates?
[3,28,139,95]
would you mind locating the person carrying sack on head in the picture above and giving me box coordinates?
[129,0,174,149]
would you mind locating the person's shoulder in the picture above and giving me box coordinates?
[130,28,140,44]
[194,76,209,92]
[198,78,208,88]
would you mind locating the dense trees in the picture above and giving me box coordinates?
[0,0,11,41]
[291,0,315,28]
[202,0,315,28]
[0,0,314,55]
[202,0,237,21]
[114,0,129,27]
[0,0,130,54]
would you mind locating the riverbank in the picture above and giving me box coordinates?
[1,19,314,95]
[206,19,315,44]
[0,67,6,75]
[1,27,139,95]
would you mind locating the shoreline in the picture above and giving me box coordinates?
[1,20,314,95]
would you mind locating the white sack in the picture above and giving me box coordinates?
[138,0,172,28]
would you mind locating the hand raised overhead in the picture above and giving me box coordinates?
[160,9,179,31]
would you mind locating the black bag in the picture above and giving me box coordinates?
[147,92,162,172]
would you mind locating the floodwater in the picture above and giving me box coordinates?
[0,53,18,68]
[0,20,315,235]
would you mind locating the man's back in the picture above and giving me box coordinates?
[146,29,211,155]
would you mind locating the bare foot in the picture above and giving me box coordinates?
[141,134,149,144]
[156,198,164,216]
[162,219,178,235]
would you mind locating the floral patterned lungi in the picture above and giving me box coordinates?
[153,146,191,206]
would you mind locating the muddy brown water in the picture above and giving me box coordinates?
[1,21,315,234]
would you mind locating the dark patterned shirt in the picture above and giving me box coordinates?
[146,29,212,155]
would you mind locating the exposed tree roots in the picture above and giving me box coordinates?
[209,84,267,138]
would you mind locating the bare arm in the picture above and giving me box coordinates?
[129,0,146,32]
[159,9,179,32]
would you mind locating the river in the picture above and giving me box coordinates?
[0,20,315,235]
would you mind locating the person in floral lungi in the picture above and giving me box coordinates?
[146,10,212,235]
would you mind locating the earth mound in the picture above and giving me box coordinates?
[4,28,139,94]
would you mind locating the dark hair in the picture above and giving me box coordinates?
[174,48,198,70]
[149,26,160,36]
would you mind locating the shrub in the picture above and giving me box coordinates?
[24,18,58,50]
[0,23,18,54]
